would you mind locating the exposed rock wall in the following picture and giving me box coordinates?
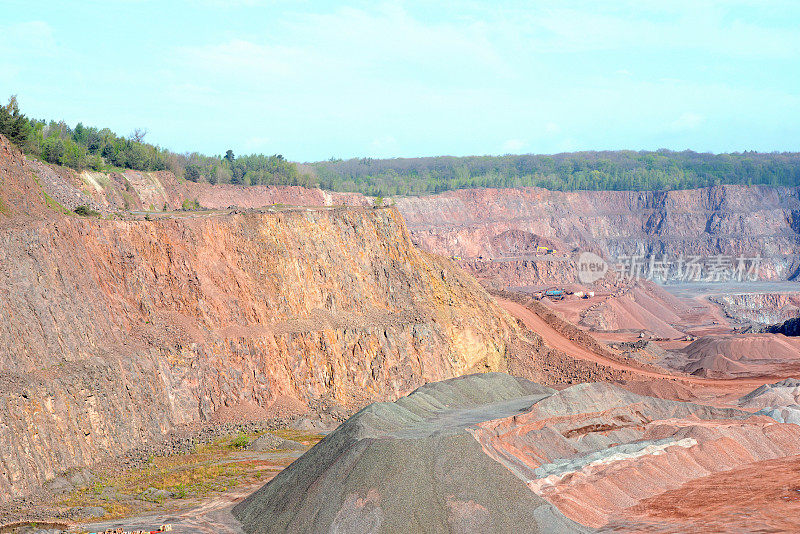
[710,292,800,324]
[396,186,800,283]
[0,207,518,499]
[0,135,521,499]
[68,166,371,213]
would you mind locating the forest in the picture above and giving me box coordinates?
[3,95,799,195]
[311,150,800,195]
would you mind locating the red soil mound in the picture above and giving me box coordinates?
[472,382,800,529]
[613,454,800,533]
[581,286,686,339]
[681,334,800,378]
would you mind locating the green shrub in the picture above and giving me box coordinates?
[89,155,104,171]
[41,136,64,164]
[230,433,249,449]
[74,205,100,217]
[181,199,201,211]
[171,483,188,499]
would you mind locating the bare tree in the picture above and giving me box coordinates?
[130,128,148,142]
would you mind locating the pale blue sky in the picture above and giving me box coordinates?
[2,1,799,161]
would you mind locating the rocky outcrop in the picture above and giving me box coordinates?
[0,206,521,499]
[713,292,800,324]
[0,135,525,500]
[72,167,372,213]
[764,316,800,336]
[35,145,800,286]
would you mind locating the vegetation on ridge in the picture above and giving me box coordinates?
[0,95,308,187]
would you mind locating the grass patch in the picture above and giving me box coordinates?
[120,190,137,210]
[53,431,294,520]
[230,432,250,449]
[0,196,10,216]
[30,173,70,214]
[269,429,326,444]
[181,198,202,211]
[42,190,70,214]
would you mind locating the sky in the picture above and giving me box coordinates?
[2,0,799,161]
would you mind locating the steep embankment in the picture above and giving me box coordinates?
[34,159,800,284]
[710,291,800,324]
[396,186,800,283]
[0,136,520,500]
[39,157,800,286]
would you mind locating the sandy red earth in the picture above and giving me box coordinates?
[499,298,788,388]
[491,296,800,532]
[606,454,800,533]
[474,389,800,528]
[545,281,734,339]
[525,278,800,385]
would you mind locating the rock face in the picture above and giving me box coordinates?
[763,316,800,336]
[32,145,800,284]
[395,186,800,282]
[33,159,372,214]
[711,292,800,324]
[0,136,522,500]
[232,373,589,534]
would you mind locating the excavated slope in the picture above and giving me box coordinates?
[396,186,800,282]
[0,136,521,499]
[37,147,800,283]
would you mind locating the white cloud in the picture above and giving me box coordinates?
[175,4,510,90]
[97,1,800,158]
[545,122,560,134]
[505,4,800,59]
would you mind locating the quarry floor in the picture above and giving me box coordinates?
[4,431,322,534]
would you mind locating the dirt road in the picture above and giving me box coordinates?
[497,298,787,390]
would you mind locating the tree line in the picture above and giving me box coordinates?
[0,96,307,186]
[311,150,800,195]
